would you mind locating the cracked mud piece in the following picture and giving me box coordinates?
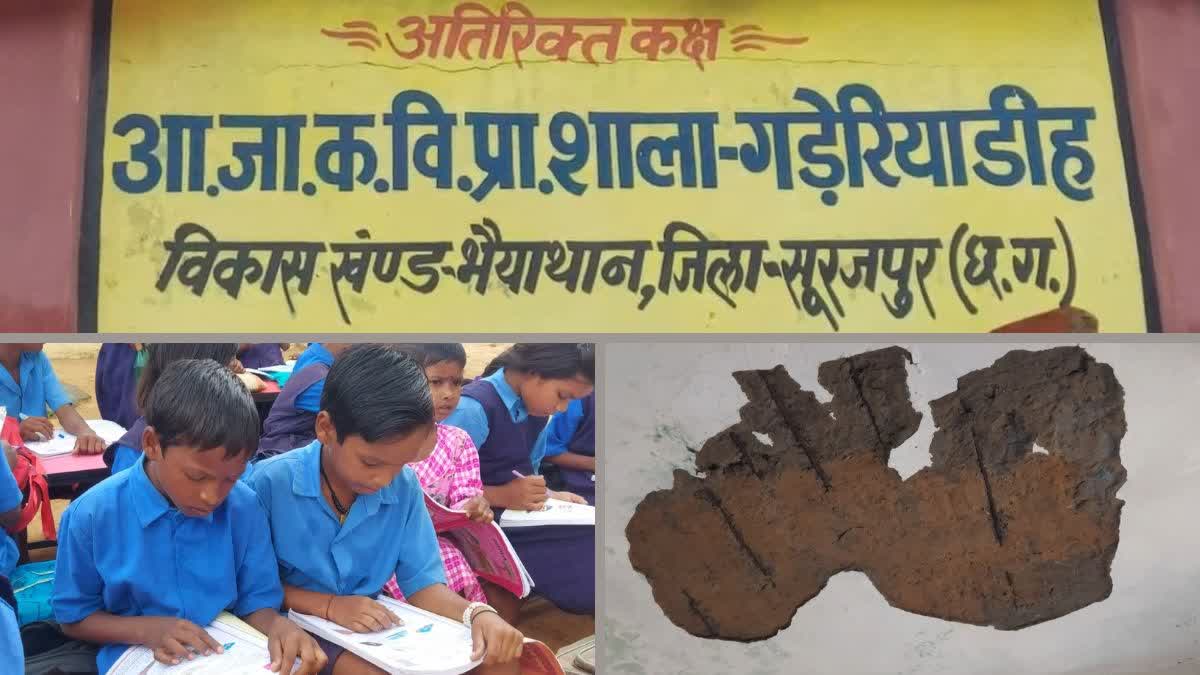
[627,346,1126,641]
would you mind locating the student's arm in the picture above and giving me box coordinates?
[62,612,225,665]
[241,608,326,675]
[233,492,326,675]
[38,354,104,453]
[484,477,547,511]
[541,399,593,471]
[485,423,552,510]
[54,405,105,454]
[16,357,59,441]
[408,584,524,665]
[445,431,486,510]
[442,432,492,522]
[397,486,523,666]
[445,401,532,510]
[281,584,403,636]
[545,451,596,472]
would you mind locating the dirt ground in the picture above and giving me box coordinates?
[26,343,593,652]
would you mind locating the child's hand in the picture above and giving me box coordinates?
[73,432,106,455]
[327,595,404,633]
[266,615,327,675]
[463,495,494,524]
[549,491,588,505]
[469,610,524,665]
[229,358,246,374]
[142,617,224,665]
[510,475,548,511]
[18,417,54,442]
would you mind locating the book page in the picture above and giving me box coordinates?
[107,619,277,675]
[423,493,532,597]
[289,597,481,675]
[25,419,128,457]
[498,498,596,528]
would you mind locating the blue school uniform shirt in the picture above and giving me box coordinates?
[108,444,139,476]
[248,440,445,598]
[444,368,549,473]
[53,455,284,673]
[0,464,21,579]
[0,597,21,669]
[539,397,586,468]
[293,344,335,413]
[0,351,71,418]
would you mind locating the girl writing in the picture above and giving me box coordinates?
[444,344,595,616]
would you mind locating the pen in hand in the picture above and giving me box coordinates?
[511,469,550,511]
[18,413,49,442]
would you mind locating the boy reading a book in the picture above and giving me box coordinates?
[53,359,327,674]
[248,345,525,675]
[104,343,241,475]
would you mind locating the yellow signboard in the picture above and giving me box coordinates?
[85,0,1153,332]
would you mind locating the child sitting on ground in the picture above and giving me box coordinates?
[53,359,325,674]
[444,344,595,617]
[248,345,524,675]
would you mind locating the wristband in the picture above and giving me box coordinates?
[462,601,496,628]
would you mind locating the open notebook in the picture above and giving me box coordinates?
[289,597,480,675]
[24,419,127,457]
[109,604,564,675]
[290,596,566,675]
[498,498,595,528]
[107,614,286,675]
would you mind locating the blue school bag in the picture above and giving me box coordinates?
[11,560,55,626]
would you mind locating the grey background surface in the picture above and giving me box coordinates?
[602,342,1200,675]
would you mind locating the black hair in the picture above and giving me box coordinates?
[144,359,259,459]
[137,343,240,411]
[321,344,433,443]
[481,343,594,383]
[392,343,467,368]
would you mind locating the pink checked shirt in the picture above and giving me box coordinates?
[384,424,488,603]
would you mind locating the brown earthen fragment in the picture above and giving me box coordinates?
[626,346,1126,641]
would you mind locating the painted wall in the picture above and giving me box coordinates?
[0,1,1199,332]
[604,341,1200,674]
[0,1,92,332]
[1113,1,1200,332]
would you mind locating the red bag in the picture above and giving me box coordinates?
[2,416,56,541]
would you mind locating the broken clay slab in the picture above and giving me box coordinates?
[626,346,1126,642]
